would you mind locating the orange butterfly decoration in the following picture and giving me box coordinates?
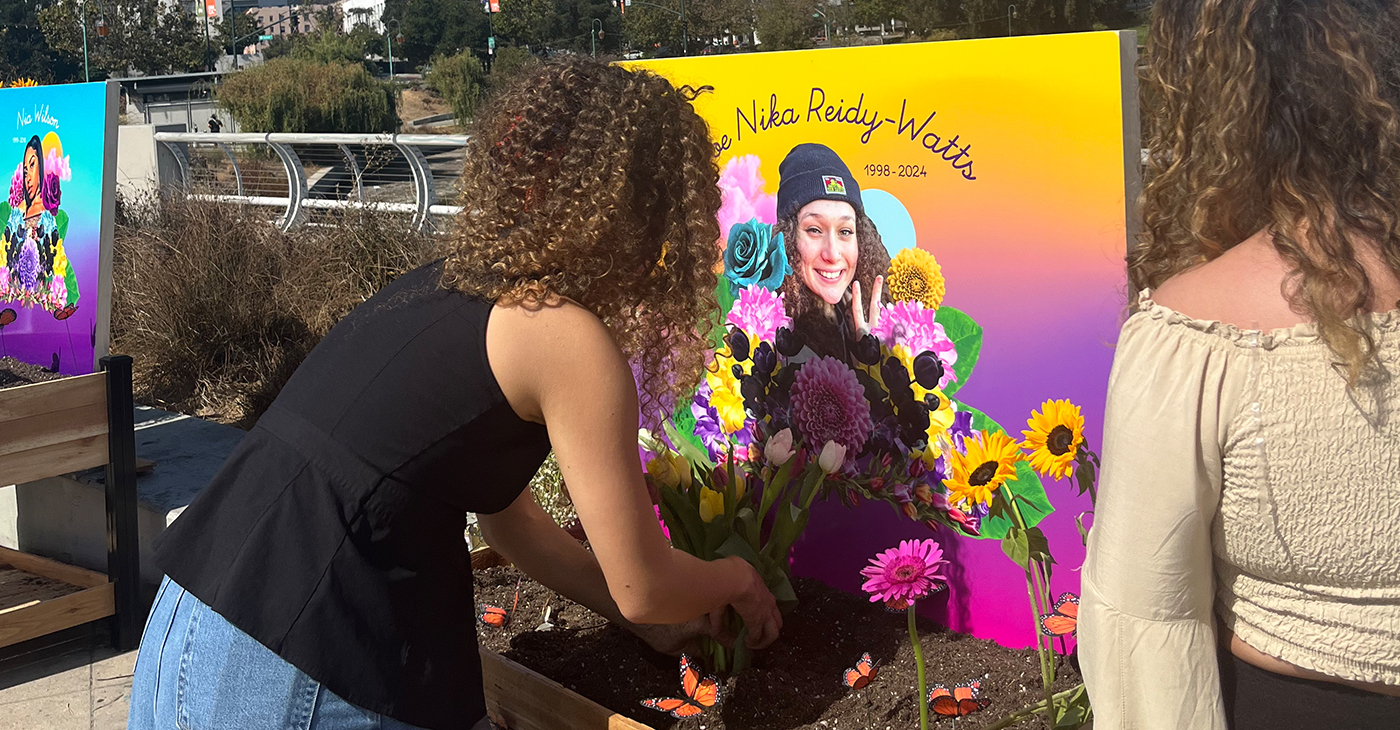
[478,578,521,628]
[639,654,722,719]
[842,652,881,690]
[1038,592,1079,638]
[929,679,991,718]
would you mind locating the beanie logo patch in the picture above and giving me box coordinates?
[822,175,847,196]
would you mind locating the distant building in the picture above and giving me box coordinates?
[249,3,331,39]
[341,0,385,32]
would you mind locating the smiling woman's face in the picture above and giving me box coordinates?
[794,199,859,305]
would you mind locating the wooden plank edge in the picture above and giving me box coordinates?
[470,546,511,571]
[480,649,655,730]
[0,583,115,648]
[0,547,110,588]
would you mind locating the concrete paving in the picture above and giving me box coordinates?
[0,626,137,730]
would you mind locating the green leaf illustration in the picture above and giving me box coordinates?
[936,306,983,397]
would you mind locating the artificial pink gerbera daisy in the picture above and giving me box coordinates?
[860,539,949,606]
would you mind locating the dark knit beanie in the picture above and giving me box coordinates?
[776,143,863,221]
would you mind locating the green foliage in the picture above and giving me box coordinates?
[1,1,80,82]
[935,305,982,398]
[38,0,205,78]
[218,57,398,133]
[755,0,815,52]
[382,0,489,70]
[488,45,539,86]
[426,50,486,121]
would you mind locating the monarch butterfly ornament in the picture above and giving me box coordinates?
[929,678,991,720]
[639,654,722,719]
[1038,592,1079,638]
[842,652,881,690]
[478,578,521,629]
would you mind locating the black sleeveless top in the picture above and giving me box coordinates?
[155,260,551,730]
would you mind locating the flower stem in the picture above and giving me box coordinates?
[981,687,1083,730]
[908,604,929,730]
[1008,496,1056,729]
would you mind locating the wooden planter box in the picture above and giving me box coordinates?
[470,547,655,730]
[0,547,114,647]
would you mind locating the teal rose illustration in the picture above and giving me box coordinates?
[723,218,791,291]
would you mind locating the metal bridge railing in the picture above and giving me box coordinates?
[153,132,469,232]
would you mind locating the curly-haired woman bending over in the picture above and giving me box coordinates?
[126,59,781,730]
[1080,2,1400,729]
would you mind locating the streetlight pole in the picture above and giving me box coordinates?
[591,18,602,58]
[79,0,90,82]
[385,18,401,81]
[1007,4,1016,36]
[813,8,827,44]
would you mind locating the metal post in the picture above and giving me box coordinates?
[100,355,141,652]
[591,18,601,57]
[80,0,90,82]
[231,3,237,70]
[1008,5,1015,36]
[203,3,212,71]
[385,18,400,80]
[680,0,686,55]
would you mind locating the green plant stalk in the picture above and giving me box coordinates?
[982,686,1085,730]
[1009,497,1057,728]
[908,604,930,730]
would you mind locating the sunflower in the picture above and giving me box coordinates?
[1021,399,1084,481]
[946,430,1022,509]
[886,247,946,310]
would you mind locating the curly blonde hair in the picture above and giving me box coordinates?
[1135,0,1400,384]
[441,59,722,421]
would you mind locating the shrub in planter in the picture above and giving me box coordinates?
[218,57,399,133]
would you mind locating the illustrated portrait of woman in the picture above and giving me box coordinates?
[773,143,890,360]
[1,133,79,319]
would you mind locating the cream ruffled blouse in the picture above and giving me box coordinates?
[1079,292,1400,729]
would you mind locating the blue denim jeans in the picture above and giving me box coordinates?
[128,577,471,730]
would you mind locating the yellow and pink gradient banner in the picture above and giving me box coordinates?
[634,31,1137,648]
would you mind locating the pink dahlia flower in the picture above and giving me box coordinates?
[726,285,792,343]
[8,165,21,208]
[860,539,949,605]
[871,300,958,389]
[789,356,872,454]
[716,155,777,242]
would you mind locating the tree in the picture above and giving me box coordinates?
[426,50,486,120]
[621,4,682,55]
[382,0,489,70]
[755,0,815,51]
[39,0,205,77]
[493,0,561,50]
[1,1,81,83]
[218,57,398,132]
[212,9,262,57]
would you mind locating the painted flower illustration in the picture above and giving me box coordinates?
[716,154,777,242]
[1022,399,1085,481]
[16,238,39,292]
[724,218,791,292]
[871,300,958,390]
[887,247,946,309]
[860,538,949,606]
[8,165,21,208]
[726,285,793,343]
[946,430,1023,510]
[790,356,873,454]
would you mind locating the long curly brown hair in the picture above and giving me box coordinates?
[775,213,889,358]
[1135,0,1400,384]
[442,59,722,420]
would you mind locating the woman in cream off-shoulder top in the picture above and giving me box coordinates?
[1078,2,1400,729]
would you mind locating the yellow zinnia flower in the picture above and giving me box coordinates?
[698,487,724,523]
[1022,399,1085,481]
[946,430,1023,510]
[886,248,946,309]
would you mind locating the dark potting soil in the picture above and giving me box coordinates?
[474,566,1080,730]
[0,356,63,390]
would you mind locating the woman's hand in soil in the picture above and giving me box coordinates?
[627,615,712,656]
[720,557,782,649]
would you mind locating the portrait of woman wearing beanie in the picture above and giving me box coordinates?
[773,143,890,360]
